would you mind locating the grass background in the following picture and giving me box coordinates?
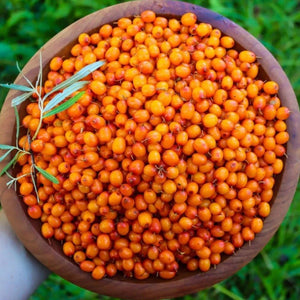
[0,0,300,299]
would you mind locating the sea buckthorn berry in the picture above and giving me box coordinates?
[199,258,211,272]
[263,81,279,95]
[90,80,107,96]
[251,218,263,233]
[276,107,290,120]
[181,102,195,119]
[31,139,44,152]
[92,265,106,280]
[27,205,42,219]
[163,180,177,194]
[162,150,179,166]
[62,59,75,73]
[263,105,277,120]
[194,138,209,154]
[181,12,197,27]
[200,183,215,198]
[112,137,126,154]
[83,132,98,147]
[189,237,204,250]
[50,57,63,71]
[20,182,34,196]
[148,150,161,165]
[150,100,165,116]
[41,223,54,239]
[141,10,156,23]
[138,211,153,228]
[202,113,218,128]
[220,36,234,48]
[272,159,283,174]
[242,227,255,241]
[78,33,90,46]
[196,22,211,37]
[258,202,271,218]
[239,50,256,63]
[175,64,191,78]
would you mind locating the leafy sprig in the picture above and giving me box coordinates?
[0,54,106,199]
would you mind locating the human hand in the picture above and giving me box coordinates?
[0,209,51,300]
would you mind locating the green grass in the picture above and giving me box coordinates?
[1,0,300,299]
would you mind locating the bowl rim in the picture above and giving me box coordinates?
[1,0,300,299]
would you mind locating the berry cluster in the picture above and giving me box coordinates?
[18,11,289,280]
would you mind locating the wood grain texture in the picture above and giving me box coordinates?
[0,1,300,299]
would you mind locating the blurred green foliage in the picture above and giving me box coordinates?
[1,0,300,299]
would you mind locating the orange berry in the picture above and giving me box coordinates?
[20,182,33,196]
[50,57,63,71]
[90,80,107,96]
[276,107,290,120]
[92,265,105,280]
[138,211,153,228]
[112,137,126,154]
[196,23,211,37]
[148,150,161,165]
[202,113,218,128]
[150,100,165,116]
[220,36,234,48]
[27,205,42,219]
[263,81,279,95]
[162,150,179,166]
[239,50,256,63]
[181,12,197,26]
[200,183,215,198]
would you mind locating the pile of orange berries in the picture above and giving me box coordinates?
[17,10,290,280]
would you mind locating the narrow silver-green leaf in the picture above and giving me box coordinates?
[0,149,13,162]
[14,106,20,145]
[16,61,35,89]
[43,91,85,119]
[6,178,15,189]
[0,152,19,176]
[35,165,59,184]
[48,60,105,94]
[0,144,16,150]
[11,91,33,107]
[6,171,17,189]
[43,81,89,113]
[36,51,43,90]
[0,83,33,92]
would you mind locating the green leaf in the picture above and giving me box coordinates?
[36,51,43,91]
[0,144,16,150]
[0,149,13,162]
[43,91,84,118]
[43,81,89,112]
[35,166,59,184]
[261,250,274,270]
[54,3,72,19]
[0,43,14,61]
[14,106,20,145]
[6,11,34,28]
[0,152,19,176]
[0,83,33,92]
[48,60,105,94]
[11,91,33,106]
[16,61,35,89]
[214,283,244,300]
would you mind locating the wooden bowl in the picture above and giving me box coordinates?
[1,1,300,299]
